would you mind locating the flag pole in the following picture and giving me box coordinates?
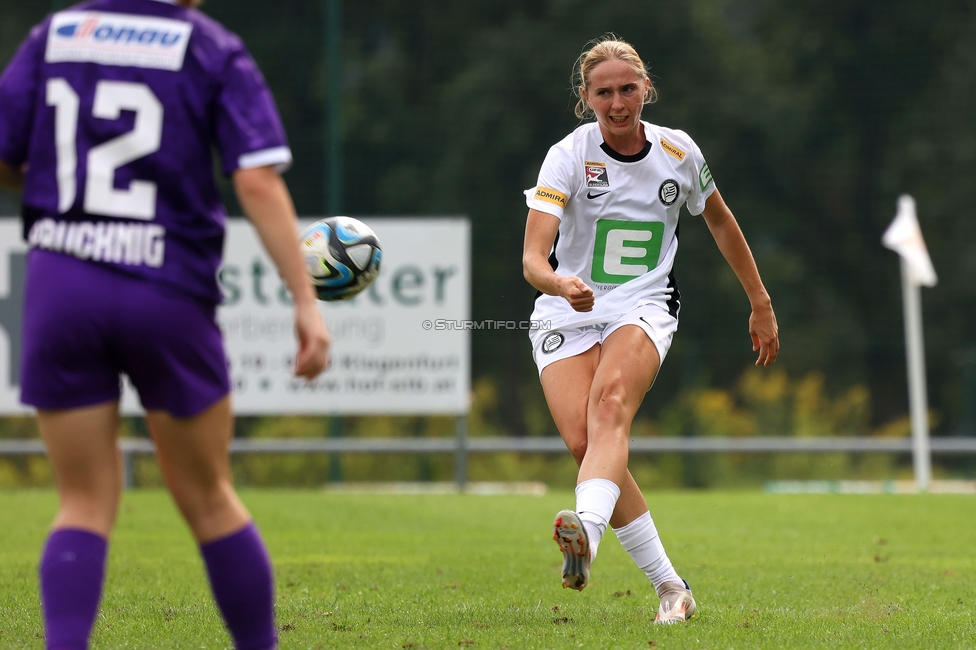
[899,258,931,491]
[883,195,937,492]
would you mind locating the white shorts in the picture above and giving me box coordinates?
[529,302,679,376]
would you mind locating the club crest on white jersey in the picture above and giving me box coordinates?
[659,179,679,206]
[542,332,565,354]
[46,12,193,71]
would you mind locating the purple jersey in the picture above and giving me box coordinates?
[0,0,291,304]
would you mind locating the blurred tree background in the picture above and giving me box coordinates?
[1,0,975,485]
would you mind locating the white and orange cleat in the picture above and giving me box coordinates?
[553,509,590,591]
[654,580,697,624]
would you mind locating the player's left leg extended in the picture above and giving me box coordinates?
[147,396,276,650]
[594,326,696,623]
[37,401,124,650]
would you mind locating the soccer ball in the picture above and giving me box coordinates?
[300,217,382,301]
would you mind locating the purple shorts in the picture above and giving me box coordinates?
[20,249,230,417]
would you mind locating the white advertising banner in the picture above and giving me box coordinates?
[0,220,28,415]
[0,217,471,416]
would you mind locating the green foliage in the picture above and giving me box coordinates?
[3,489,976,648]
[650,368,913,488]
[0,365,950,489]
[191,369,942,489]
[660,368,877,439]
[0,418,37,439]
[0,418,46,488]
[0,455,51,489]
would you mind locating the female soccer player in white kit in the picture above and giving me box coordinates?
[523,35,779,624]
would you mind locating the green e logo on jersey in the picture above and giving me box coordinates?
[591,219,665,284]
[699,162,713,192]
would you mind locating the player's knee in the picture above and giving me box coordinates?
[589,382,632,426]
[168,474,230,512]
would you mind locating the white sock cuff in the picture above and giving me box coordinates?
[612,511,681,590]
[612,511,656,550]
[575,478,620,527]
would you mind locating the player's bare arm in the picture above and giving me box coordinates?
[0,160,24,191]
[701,189,779,366]
[523,208,595,312]
[233,166,331,379]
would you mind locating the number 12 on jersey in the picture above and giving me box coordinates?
[46,78,163,220]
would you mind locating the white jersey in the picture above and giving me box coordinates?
[525,121,716,329]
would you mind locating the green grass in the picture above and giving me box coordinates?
[1,489,975,649]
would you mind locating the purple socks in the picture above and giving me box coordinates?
[39,524,275,650]
[40,529,108,650]
[200,522,277,650]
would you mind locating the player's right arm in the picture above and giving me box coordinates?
[523,208,594,312]
[233,165,331,379]
[213,40,330,379]
[522,141,594,312]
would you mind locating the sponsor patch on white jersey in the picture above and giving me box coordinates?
[534,186,568,208]
[584,161,609,188]
[46,12,193,71]
[659,138,686,161]
[698,162,713,192]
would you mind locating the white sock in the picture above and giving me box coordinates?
[575,478,620,558]
[613,511,682,592]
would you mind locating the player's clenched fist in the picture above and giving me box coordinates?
[560,276,595,312]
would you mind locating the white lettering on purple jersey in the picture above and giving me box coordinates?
[28,218,165,268]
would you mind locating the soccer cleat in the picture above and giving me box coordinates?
[654,580,697,624]
[553,509,590,591]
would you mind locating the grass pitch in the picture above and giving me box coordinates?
[1,489,974,649]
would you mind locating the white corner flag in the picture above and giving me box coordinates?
[882,195,938,287]
[882,194,937,491]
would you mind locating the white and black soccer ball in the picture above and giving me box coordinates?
[300,216,382,301]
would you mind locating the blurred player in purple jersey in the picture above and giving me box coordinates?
[0,1,331,648]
